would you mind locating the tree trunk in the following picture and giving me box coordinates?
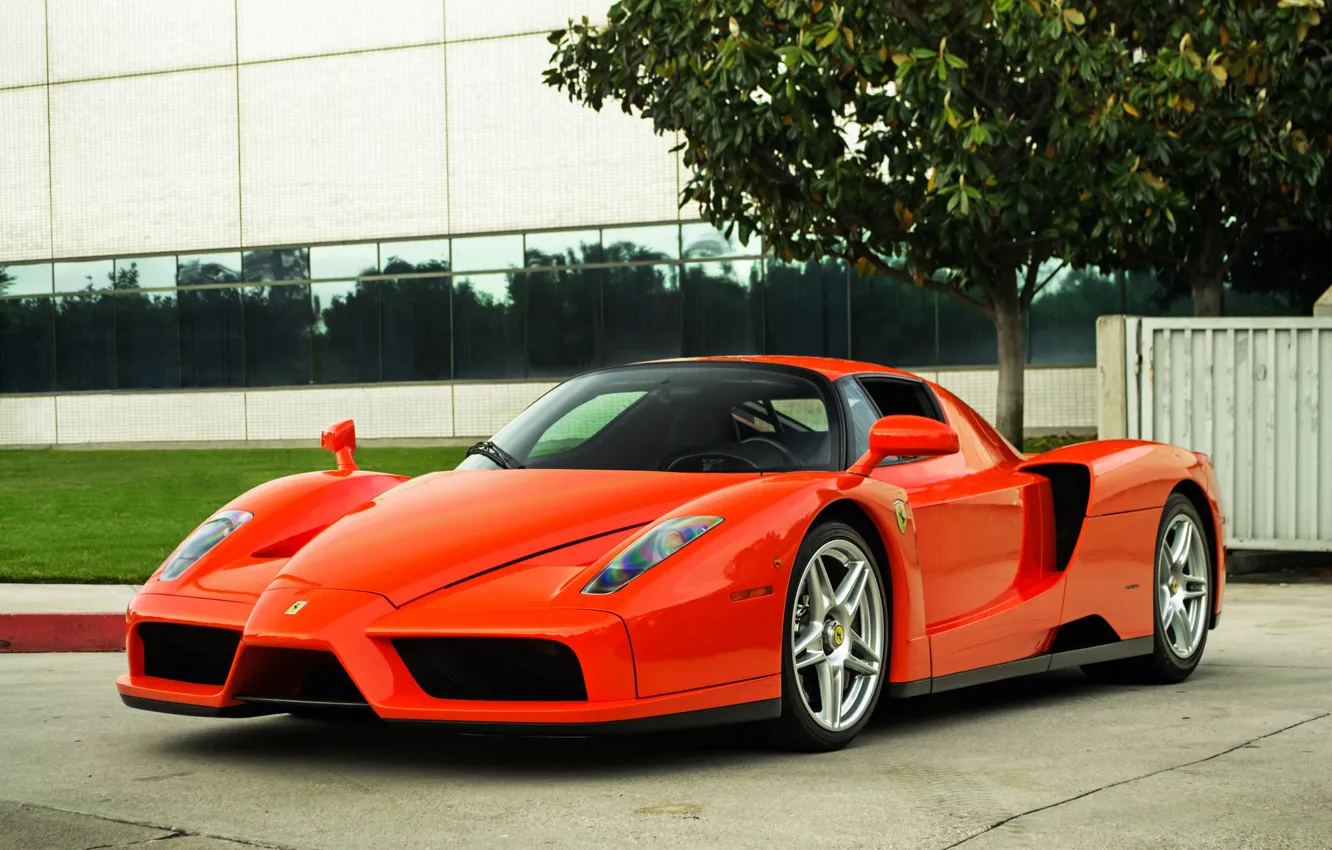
[1191,272,1224,317]
[993,294,1026,451]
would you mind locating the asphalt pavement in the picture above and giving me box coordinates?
[2,580,1330,850]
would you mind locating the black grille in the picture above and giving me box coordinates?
[231,648,368,705]
[393,638,588,702]
[139,623,241,686]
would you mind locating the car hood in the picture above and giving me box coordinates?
[273,468,757,606]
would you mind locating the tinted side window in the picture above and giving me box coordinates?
[858,378,943,422]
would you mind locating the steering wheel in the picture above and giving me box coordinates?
[664,451,760,473]
[741,436,803,466]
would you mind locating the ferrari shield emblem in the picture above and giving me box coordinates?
[893,500,909,534]
[284,601,308,615]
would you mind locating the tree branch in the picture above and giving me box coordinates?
[859,248,995,318]
[1025,260,1067,303]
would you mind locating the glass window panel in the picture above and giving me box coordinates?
[525,230,602,267]
[380,239,450,274]
[54,293,116,390]
[682,222,759,259]
[1029,267,1119,365]
[522,266,600,378]
[451,235,522,273]
[850,272,938,368]
[763,259,850,358]
[452,273,525,379]
[178,252,242,286]
[313,280,381,385]
[682,260,761,356]
[179,287,243,388]
[55,259,114,293]
[114,256,175,290]
[243,248,310,282]
[602,224,679,262]
[603,264,681,366]
[116,290,180,389]
[381,275,452,382]
[530,391,647,458]
[0,296,56,392]
[937,294,996,366]
[242,284,313,387]
[1,263,53,296]
[311,244,379,280]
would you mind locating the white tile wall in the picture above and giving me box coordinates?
[0,0,47,88]
[239,46,450,246]
[445,35,680,234]
[0,369,1097,447]
[444,0,607,41]
[237,0,444,63]
[244,386,455,441]
[54,392,247,444]
[0,396,57,445]
[47,0,235,82]
[454,381,556,436]
[48,69,240,257]
[0,86,51,262]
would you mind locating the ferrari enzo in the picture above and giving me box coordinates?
[118,357,1224,751]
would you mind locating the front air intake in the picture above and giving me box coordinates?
[393,637,588,702]
[139,623,241,686]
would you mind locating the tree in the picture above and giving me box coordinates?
[547,0,1175,446]
[1113,0,1329,316]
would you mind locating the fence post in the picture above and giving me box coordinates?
[1096,315,1127,440]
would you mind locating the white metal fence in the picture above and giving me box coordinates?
[1100,316,1332,551]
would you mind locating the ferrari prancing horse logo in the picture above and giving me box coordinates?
[893,499,910,534]
[284,601,308,615]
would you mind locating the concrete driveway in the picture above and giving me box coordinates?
[2,579,1329,850]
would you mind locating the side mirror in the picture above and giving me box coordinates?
[848,415,959,476]
[320,419,358,472]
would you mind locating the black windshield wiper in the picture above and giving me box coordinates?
[465,440,526,470]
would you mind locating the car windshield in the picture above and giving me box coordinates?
[457,363,840,473]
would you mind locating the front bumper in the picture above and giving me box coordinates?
[116,587,779,730]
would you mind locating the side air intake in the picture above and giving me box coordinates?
[139,623,241,686]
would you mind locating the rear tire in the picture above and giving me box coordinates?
[1083,493,1212,685]
[768,521,889,752]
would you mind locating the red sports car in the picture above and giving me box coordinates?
[118,357,1225,751]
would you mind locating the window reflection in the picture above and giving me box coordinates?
[311,244,378,280]
[850,272,938,367]
[452,235,522,273]
[0,263,53,297]
[55,259,114,293]
[382,275,452,382]
[0,296,55,392]
[526,230,601,267]
[242,284,312,386]
[179,286,243,388]
[603,264,681,366]
[55,293,116,390]
[243,248,310,282]
[178,253,241,286]
[522,266,599,378]
[682,260,760,356]
[313,280,380,384]
[603,224,679,260]
[1029,267,1120,365]
[117,290,179,389]
[764,259,849,358]
[114,256,176,291]
[937,294,996,366]
[453,273,524,378]
[380,239,449,273]
[682,222,758,259]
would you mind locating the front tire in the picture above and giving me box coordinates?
[769,521,889,752]
[1083,493,1212,684]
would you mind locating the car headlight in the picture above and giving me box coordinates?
[159,510,253,581]
[582,516,723,594]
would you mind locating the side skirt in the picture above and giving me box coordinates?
[886,636,1154,698]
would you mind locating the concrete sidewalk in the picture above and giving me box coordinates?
[0,585,136,653]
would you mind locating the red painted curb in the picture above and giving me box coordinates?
[0,613,126,653]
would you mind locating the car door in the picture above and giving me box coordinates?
[847,376,1059,676]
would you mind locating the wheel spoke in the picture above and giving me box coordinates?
[807,556,834,620]
[1183,571,1207,587]
[1182,589,1207,600]
[796,648,826,670]
[1169,521,1193,567]
[817,662,845,730]
[793,623,822,656]
[835,560,869,611]
[844,631,880,676]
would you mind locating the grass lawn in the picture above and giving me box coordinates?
[0,448,466,584]
[0,434,1087,584]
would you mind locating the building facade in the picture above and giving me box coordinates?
[1,0,1115,445]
